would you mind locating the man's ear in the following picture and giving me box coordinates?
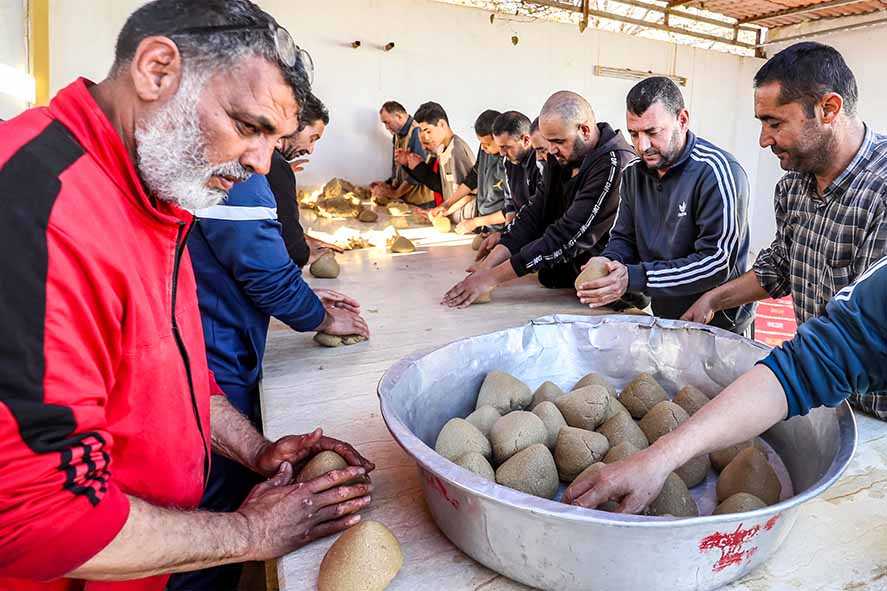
[677,108,690,130]
[578,122,593,140]
[129,36,183,103]
[819,92,844,124]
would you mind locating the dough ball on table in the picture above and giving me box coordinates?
[309,252,340,278]
[620,373,668,419]
[573,259,610,290]
[638,401,690,444]
[455,452,495,481]
[341,335,368,345]
[554,426,609,481]
[435,418,491,462]
[357,208,379,223]
[390,236,416,253]
[473,291,492,304]
[296,451,350,483]
[489,411,548,464]
[713,492,768,515]
[314,333,367,348]
[569,463,621,512]
[532,401,567,449]
[572,372,617,399]
[317,520,403,591]
[465,405,501,437]
[471,234,484,250]
[554,385,611,431]
[673,385,709,416]
[711,440,756,472]
[432,215,452,233]
[716,447,781,505]
[646,473,698,518]
[495,443,559,499]
[476,371,533,414]
[597,411,649,450]
[602,441,640,464]
[531,380,565,409]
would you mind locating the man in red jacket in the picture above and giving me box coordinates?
[0,1,373,589]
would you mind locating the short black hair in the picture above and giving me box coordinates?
[112,0,310,106]
[414,101,449,126]
[754,41,858,117]
[474,109,502,137]
[380,101,407,115]
[301,93,329,127]
[492,111,531,137]
[626,76,685,117]
[530,117,540,134]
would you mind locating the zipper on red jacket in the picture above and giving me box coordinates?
[171,220,210,488]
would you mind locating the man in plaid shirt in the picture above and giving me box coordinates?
[683,42,887,420]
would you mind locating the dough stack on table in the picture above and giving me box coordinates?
[433,369,786,518]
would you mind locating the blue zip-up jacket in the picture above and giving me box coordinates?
[602,132,752,333]
[189,174,326,398]
[760,256,887,419]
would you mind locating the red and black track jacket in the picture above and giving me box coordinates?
[0,79,220,590]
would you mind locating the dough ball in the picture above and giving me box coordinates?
[597,411,649,450]
[309,252,340,278]
[675,454,711,488]
[713,492,767,515]
[711,440,756,472]
[435,418,491,462]
[471,234,484,250]
[357,208,379,223]
[531,381,565,409]
[432,215,452,233]
[554,426,609,481]
[474,291,492,304]
[495,443,559,499]
[296,451,349,483]
[603,441,640,464]
[673,385,709,416]
[646,473,698,518]
[341,335,368,346]
[390,236,416,253]
[314,333,366,348]
[639,401,690,444]
[717,447,781,505]
[476,371,533,414]
[620,373,669,419]
[465,405,501,437]
[603,396,631,422]
[571,372,617,398]
[489,411,548,464]
[573,259,610,290]
[532,401,567,449]
[455,452,495,481]
[317,520,403,591]
[554,385,611,431]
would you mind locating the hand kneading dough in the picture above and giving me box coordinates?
[432,215,452,233]
[309,252,340,278]
[476,371,533,414]
[573,259,610,290]
[465,405,501,437]
[474,291,492,304]
[673,385,709,416]
[554,426,610,481]
[602,441,640,464]
[317,520,403,591]
[620,373,668,419]
[711,440,756,472]
[571,372,617,398]
[638,401,690,443]
[647,473,698,518]
[554,385,611,430]
[531,381,565,409]
[532,401,567,448]
[472,234,484,250]
[455,452,495,481]
[489,411,548,463]
[713,492,767,515]
[358,208,379,223]
[717,447,781,505]
[390,236,416,253]
[296,451,349,482]
[570,463,621,512]
[435,418,491,462]
[495,443,559,499]
[597,411,649,450]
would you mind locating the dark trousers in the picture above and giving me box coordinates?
[167,385,261,591]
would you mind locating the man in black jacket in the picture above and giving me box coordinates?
[443,91,636,307]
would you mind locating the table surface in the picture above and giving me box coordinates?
[261,217,887,591]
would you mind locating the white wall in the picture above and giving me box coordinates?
[0,0,29,120]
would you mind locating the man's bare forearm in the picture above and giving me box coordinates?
[69,496,251,580]
[473,211,506,227]
[709,270,770,313]
[484,244,512,269]
[211,395,269,474]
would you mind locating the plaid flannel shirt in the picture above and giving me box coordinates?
[753,125,887,421]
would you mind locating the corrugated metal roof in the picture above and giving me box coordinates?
[676,0,887,28]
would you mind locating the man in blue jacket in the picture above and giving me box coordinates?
[565,255,887,512]
[176,172,369,589]
[577,76,753,334]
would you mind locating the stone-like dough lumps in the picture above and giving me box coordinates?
[717,447,781,505]
[476,371,533,414]
[465,405,501,437]
[455,452,495,481]
[554,385,611,431]
[638,400,690,444]
[432,215,452,233]
[435,418,491,462]
[620,373,669,419]
[357,208,379,223]
[314,332,343,347]
[573,259,610,290]
[711,440,756,472]
[646,473,698,518]
[471,234,484,250]
[597,411,649,450]
[603,441,640,464]
[489,411,548,464]
[673,385,709,416]
[390,235,416,253]
[531,381,565,409]
[675,454,711,488]
[495,443,559,499]
[554,426,610,481]
[571,372,617,398]
[713,492,768,515]
[603,396,630,422]
[309,252,340,278]
[317,520,403,591]
[296,451,349,482]
[532,401,567,449]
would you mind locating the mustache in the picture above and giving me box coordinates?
[209,161,252,183]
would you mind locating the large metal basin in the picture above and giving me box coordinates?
[378,315,856,590]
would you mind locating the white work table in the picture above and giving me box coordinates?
[261,237,887,591]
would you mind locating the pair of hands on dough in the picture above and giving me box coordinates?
[394,148,423,170]
[315,289,370,339]
[575,257,629,308]
[441,233,503,309]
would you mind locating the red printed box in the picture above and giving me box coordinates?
[755,296,797,347]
